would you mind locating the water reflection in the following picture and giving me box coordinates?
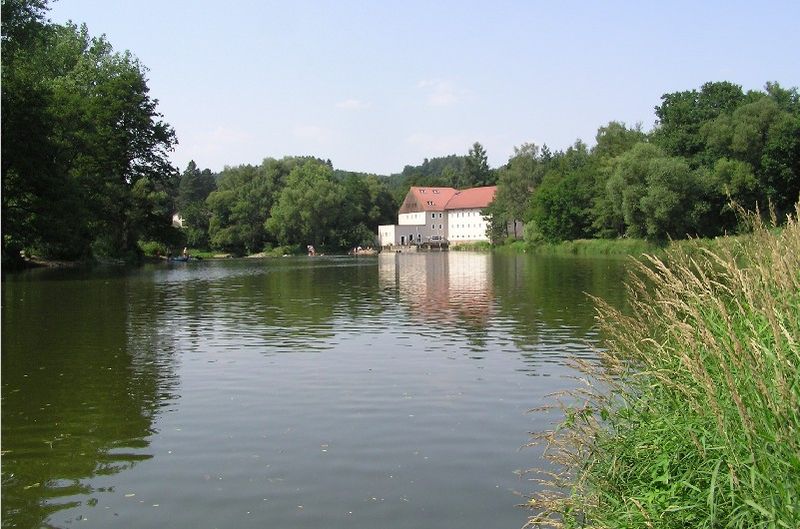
[1,255,630,529]
[1,273,179,527]
[379,252,493,327]
[379,251,630,367]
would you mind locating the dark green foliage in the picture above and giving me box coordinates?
[462,141,495,187]
[487,143,546,240]
[529,142,595,242]
[204,157,394,254]
[653,81,747,165]
[175,161,216,248]
[603,143,709,240]
[490,82,800,247]
[2,1,179,263]
[207,159,290,254]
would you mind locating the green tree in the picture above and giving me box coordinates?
[653,81,746,165]
[461,141,493,187]
[2,0,64,261]
[590,122,648,238]
[605,143,708,240]
[175,161,216,248]
[488,143,545,239]
[702,94,800,215]
[592,121,647,160]
[265,160,345,248]
[2,6,179,261]
[207,159,289,254]
[177,161,216,210]
[529,142,595,242]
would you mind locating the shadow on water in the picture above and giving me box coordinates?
[1,271,180,528]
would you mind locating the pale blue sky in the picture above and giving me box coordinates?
[48,0,800,175]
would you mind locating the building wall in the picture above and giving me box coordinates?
[447,208,490,243]
[398,212,426,225]
[383,211,448,245]
[424,211,448,242]
[379,224,425,246]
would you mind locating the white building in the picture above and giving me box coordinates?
[378,185,497,248]
[445,187,496,244]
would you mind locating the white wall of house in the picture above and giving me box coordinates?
[378,225,396,247]
[447,208,490,243]
[378,224,424,246]
[398,212,426,225]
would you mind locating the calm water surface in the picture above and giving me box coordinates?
[2,252,628,529]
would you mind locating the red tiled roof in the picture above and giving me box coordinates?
[444,186,497,210]
[399,186,458,213]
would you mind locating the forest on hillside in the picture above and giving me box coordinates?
[3,0,799,263]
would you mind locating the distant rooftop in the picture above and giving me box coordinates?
[398,185,497,214]
[444,186,497,210]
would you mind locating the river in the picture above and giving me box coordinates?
[1,252,628,529]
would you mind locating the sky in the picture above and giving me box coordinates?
[47,0,800,175]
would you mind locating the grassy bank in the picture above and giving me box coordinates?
[520,238,661,257]
[526,205,800,528]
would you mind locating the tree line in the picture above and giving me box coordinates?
[487,81,800,244]
[0,0,398,262]
[3,1,798,264]
[177,157,396,256]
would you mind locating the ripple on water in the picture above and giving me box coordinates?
[2,254,627,529]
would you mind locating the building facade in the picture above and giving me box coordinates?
[378,185,497,247]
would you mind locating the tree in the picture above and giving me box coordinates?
[702,94,800,215]
[461,141,493,187]
[2,0,62,261]
[529,142,595,242]
[590,122,648,238]
[266,160,344,248]
[2,6,179,261]
[177,161,216,210]
[652,81,746,165]
[175,161,216,248]
[207,159,290,254]
[605,143,708,240]
[592,121,647,160]
[488,143,544,239]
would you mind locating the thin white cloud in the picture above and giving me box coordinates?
[417,79,462,107]
[336,98,371,110]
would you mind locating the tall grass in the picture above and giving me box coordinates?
[526,204,800,529]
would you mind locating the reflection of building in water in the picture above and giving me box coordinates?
[378,252,493,327]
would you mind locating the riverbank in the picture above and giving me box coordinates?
[526,206,800,528]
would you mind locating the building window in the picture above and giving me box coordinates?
[439,224,443,230]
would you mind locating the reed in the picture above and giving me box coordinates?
[525,204,800,529]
